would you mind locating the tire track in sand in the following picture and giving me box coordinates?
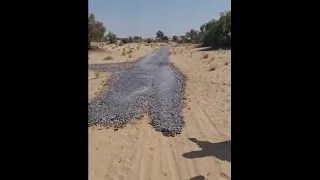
[89,49,231,180]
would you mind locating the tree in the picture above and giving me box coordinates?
[185,29,200,43]
[156,31,165,39]
[133,36,141,43]
[201,10,231,49]
[128,36,134,43]
[105,31,117,44]
[122,38,129,43]
[88,13,107,43]
[200,24,206,32]
[88,15,93,49]
[172,35,178,42]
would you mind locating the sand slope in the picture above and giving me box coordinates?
[89,46,231,180]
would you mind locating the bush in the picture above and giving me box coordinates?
[94,71,99,79]
[147,38,153,43]
[88,14,106,43]
[103,56,113,60]
[105,32,117,44]
[203,54,209,59]
[203,10,231,49]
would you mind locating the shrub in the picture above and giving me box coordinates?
[203,54,209,59]
[103,56,113,60]
[94,71,99,79]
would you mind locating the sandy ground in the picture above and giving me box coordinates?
[89,43,156,65]
[88,71,111,100]
[88,44,231,180]
[88,43,157,100]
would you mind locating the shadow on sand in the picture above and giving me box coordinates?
[189,175,205,180]
[182,138,231,162]
[194,44,231,51]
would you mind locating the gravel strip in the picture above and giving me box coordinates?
[88,48,186,136]
[89,62,135,73]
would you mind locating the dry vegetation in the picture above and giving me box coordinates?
[89,43,155,65]
[103,56,113,60]
[202,53,209,59]
[88,71,111,101]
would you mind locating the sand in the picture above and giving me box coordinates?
[88,70,111,101]
[89,43,156,65]
[88,44,231,180]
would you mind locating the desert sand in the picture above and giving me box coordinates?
[88,70,111,100]
[89,43,156,64]
[88,44,231,180]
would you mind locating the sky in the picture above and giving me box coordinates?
[89,0,231,38]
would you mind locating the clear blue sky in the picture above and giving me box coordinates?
[89,0,231,38]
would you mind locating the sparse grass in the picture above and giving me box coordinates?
[128,54,132,58]
[103,56,113,60]
[203,54,209,59]
[137,45,140,50]
[122,48,126,56]
[127,49,133,54]
[119,42,123,46]
[94,71,100,79]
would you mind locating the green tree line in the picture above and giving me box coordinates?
[170,10,231,49]
[88,13,119,48]
[201,10,231,49]
[88,14,106,43]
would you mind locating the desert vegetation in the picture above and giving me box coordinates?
[170,10,231,49]
[88,14,106,49]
